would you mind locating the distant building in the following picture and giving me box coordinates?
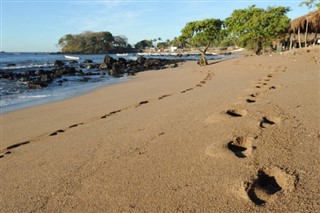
[170,46,178,52]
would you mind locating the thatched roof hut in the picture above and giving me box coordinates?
[288,10,320,48]
[289,10,320,33]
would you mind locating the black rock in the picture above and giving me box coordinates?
[137,56,146,64]
[103,55,114,69]
[54,60,65,67]
[69,60,78,64]
[27,81,48,89]
[79,77,90,82]
[83,59,93,63]
[6,63,16,67]
[99,63,108,70]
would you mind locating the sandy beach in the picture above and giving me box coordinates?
[1,47,319,212]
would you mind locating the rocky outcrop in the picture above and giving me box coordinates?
[0,55,183,89]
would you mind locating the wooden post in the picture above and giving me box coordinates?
[298,28,302,48]
[305,20,309,47]
[289,33,293,50]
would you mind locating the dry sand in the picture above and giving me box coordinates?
[1,47,319,212]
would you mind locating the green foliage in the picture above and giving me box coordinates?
[225,5,290,54]
[157,41,170,49]
[58,31,130,53]
[134,40,153,49]
[178,18,224,49]
[300,0,320,9]
[113,35,128,47]
[177,18,223,66]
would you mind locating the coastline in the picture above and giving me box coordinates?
[1,47,319,212]
[1,53,235,115]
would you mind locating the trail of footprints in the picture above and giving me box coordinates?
[207,65,298,206]
[181,72,213,93]
[1,71,214,159]
[1,65,298,205]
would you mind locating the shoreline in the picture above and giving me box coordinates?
[1,54,240,115]
[1,47,319,212]
[0,75,131,115]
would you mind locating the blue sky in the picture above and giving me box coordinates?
[1,0,313,52]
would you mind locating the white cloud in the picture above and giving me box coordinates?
[67,2,154,35]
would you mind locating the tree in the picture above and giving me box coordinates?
[300,0,320,9]
[178,18,224,65]
[135,40,153,50]
[171,37,182,47]
[58,31,132,53]
[113,35,128,47]
[157,41,170,49]
[225,5,290,55]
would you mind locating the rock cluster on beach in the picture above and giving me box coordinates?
[0,56,183,89]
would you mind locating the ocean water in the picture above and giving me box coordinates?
[0,52,234,114]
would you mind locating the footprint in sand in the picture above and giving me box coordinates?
[158,94,172,100]
[69,123,84,128]
[6,141,30,149]
[225,109,248,117]
[246,99,256,103]
[0,141,31,159]
[250,92,260,98]
[101,109,122,119]
[203,108,247,124]
[181,88,193,93]
[49,129,65,136]
[136,101,149,107]
[245,167,297,206]
[259,116,281,128]
[269,86,276,90]
[227,136,255,158]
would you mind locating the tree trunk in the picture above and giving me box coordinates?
[255,40,263,55]
[305,20,309,47]
[298,28,302,48]
[198,43,210,66]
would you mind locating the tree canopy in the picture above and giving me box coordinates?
[134,39,153,50]
[178,18,224,49]
[300,0,320,9]
[58,31,131,53]
[225,5,290,54]
[178,18,224,65]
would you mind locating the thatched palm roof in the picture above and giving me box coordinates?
[289,10,320,33]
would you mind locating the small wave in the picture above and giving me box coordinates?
[0,63,54,70]
[18,94,51,99]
